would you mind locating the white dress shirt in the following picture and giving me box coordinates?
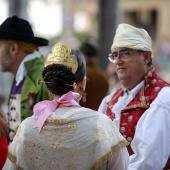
[98,83,170,170]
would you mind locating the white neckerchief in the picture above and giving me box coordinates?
[112,80,144,127]
[15,51,41,86]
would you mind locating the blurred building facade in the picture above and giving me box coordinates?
[57,0,99,42]
[122,0,170,41]
[69,0,170,82]
[69,0,170,50]
[70,0,99,36]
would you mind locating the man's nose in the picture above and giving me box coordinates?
[114,55,123,64]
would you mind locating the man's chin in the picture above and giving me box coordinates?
[118,77,129,85]
[117,75,127,81]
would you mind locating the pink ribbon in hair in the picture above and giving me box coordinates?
[33,91,81,132]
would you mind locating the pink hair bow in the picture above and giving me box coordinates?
[33,91,81,132]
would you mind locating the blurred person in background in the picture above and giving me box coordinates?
[7,41,129,170]
[79,38,109,110]
[98,23,170,170]
[0,108,8,169]
[0,16,50,144]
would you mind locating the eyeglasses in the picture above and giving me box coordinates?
[107,50,144,63]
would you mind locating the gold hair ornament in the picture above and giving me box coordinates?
[38,79,77,91]
[65,82,77,90]
[45,42,78,74]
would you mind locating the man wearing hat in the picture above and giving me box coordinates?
[0,16,50,144]
[98,23,170,169]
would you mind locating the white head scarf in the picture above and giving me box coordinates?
[111,23,152,56]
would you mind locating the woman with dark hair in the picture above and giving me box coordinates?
[7,42,129,170]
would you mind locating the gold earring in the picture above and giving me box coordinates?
[82,91,87,102]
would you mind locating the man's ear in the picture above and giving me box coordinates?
[144,51,152,65]
[9,42,19,56]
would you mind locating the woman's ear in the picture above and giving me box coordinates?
[82,77,87,91]
[75,77,87,102]
[78,77,87,92]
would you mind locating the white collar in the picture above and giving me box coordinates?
[122,80,145,98]
[15,51,41,86]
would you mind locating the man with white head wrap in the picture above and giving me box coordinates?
[98,23,170,170]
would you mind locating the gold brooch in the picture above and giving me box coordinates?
[45,42,78,74]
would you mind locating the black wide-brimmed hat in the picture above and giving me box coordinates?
[0,16,49,46]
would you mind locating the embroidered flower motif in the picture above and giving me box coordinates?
[145,96,149,101]
[28,92,36,108]
[128,115,133,122]
[94,128,107,141]
[120,127,126,133]
[148,71,152,77]
[140,96,145,101]
[67,122,76,133]
[152,79,157,85]
[154,87,160,92]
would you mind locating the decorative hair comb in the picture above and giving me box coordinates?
[45,42,78,74]
[37,78,77,90]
